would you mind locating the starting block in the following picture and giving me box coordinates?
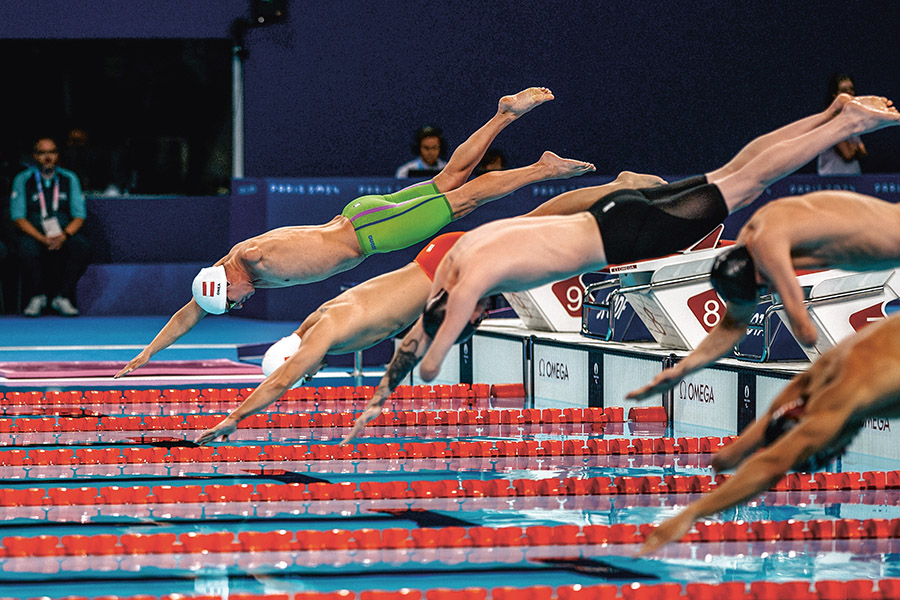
[503,272,607,332]
[612,247,727,349]
[589,226,732,350]
[769,267,900,361]
[581,275,653,342]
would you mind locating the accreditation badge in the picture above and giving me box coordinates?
[41,216,64,237]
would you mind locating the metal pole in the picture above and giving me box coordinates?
[232,46,244,179]
[662,354,676,423]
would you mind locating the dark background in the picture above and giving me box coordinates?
[1,0,899,194]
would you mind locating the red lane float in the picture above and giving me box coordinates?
[0,435,743,467]
[1,407,623,433]
[4,517,900,558]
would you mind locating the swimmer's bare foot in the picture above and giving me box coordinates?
[856,95,894,109]
[539,151,596,179]
[499,87,554,118]
[826,92,854,117]
[614,171,668,188]
[842,96,900,132]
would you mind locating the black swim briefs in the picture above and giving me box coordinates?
[587,175,728,265]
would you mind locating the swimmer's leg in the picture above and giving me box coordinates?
[713,98,900,212]
[347,150,592,254]
[707,94,853,181]
[386,179,442,204]
[443,151,595,219]
[432,87,555,193]
[525,171,667,217]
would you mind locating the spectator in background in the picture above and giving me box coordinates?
[817,74,868,175]
[10,137,91,317]
[395,126,447,179]
[475,147,507,175]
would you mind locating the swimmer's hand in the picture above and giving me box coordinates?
[636,510,696,557]
[626,366,682,401]
[341,393,388,445]
[196,416,238,446]
[710,444,742,473]
[114,351,150,379]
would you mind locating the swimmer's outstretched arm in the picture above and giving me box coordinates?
[342,320,431,444]
[752,240,818,346]
[114,300,207,378]
[196,332,329,445]
[419,286,485,381]
[627,301,756,400]
[638,412,843,556]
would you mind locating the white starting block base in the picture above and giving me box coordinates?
[782,268,900,360]
[403,318,900,464]
[502,275,587,333]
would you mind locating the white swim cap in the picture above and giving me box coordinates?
[262,333,307,388]
[192,265,228,314]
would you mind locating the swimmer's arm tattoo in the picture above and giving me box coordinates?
[385,338,421,390]
[341,333,428,445]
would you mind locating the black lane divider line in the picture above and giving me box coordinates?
[532,557,656,579]
[254,468,331,485]
[367,508,478,528]
[0,559,657,585]
[133,437,201,448]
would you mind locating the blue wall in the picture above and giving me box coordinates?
[3,1,900,178]
[7,0,900,319]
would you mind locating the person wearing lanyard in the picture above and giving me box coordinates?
[10,137,91,317]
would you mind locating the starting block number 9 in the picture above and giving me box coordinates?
[687,289,726,333]
[565,285,582,312]
[551,275,586,317]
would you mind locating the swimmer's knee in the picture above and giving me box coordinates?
[432,171,460,194]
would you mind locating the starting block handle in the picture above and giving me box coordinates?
[607,288,641,342]
[581,279,621,341]
[733,283,884,363]
[732,296,778,363]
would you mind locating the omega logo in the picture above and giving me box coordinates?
[863,417,891,432]
[538,359,569,380]
[679,380,715,403]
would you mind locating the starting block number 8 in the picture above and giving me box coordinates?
[703,299,721,328]
[687,289,726,333]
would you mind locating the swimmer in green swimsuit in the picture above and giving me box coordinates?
[116,86,594,378]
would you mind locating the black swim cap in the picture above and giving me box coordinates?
[763,398,804,446]
[710,246,762,304]
[422,289,485,344]
[762,398,849,472]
